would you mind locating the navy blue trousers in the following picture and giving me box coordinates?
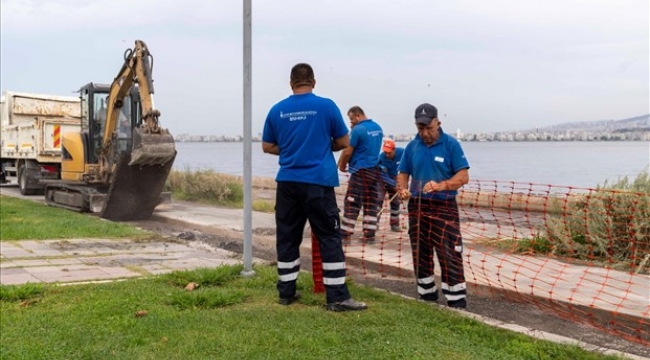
[275,181,351,303]
[408,197,467,307]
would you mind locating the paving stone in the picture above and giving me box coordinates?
[96,266,142,279]
[0,243,34,258]
[60,250,98,256]
[1,267,30,275]
[0,272,42,285]
[164,258,241,271]
[25,265,113,283]
[14,241,66,257]
[46,258,84,266]
[138,264,173,275]
[7,259,52,267]
[0,261,17,269]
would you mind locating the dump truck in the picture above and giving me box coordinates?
[0,91,81,195]
[41,40,177,221]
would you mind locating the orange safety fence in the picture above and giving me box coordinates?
[314,178,650,346]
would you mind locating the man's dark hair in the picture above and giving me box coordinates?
[348,106,365,116]
[290,63,315,87]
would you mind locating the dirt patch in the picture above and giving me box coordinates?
[132,218,650,358]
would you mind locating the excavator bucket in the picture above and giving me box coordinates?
[129,127,176,166]
[101,151,176,221]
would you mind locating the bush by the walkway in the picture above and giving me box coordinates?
[544,169,650,272]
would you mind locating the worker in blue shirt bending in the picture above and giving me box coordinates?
[337,106,384,245]
[377,138,405,232]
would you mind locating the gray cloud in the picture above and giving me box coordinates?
[1,0,647,137]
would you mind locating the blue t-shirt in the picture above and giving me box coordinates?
[398,129,470,200]
[262,93,348,187]
[349,119,383,174]
[379,147,405,178]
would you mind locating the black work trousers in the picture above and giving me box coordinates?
[378,177,401,227]
[340,168,381,238]
[275,181,351,304]
[408,197,467,307]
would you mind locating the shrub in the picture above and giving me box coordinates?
[542,168,650,272]
[166,169,244,206]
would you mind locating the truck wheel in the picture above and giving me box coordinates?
[18,165,36,196]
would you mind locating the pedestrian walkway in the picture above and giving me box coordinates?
[0,238,252,285]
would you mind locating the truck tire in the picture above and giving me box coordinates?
[18,165,36,196]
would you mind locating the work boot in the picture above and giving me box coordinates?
[419,293,439,303]
[326,298,368,312]
[279,291,301,306]
[341,231,353,245]
[448,298,467,309]
[362,236,375,245]
[390,225,401,232]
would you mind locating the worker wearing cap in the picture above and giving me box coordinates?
[397,103,470,309]
[378,138,404,232]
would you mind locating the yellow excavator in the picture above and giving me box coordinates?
[42,40,176,221]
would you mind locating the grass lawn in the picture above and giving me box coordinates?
[0,266,623,360]
[0,195,153,241]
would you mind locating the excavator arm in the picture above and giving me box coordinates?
[99,40,175,183]
[94,40,176,220]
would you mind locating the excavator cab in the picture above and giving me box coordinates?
[80,83,139,165]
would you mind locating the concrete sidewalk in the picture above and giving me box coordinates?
[0,238,251,285]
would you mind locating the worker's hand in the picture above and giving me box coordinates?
[398,189,411,200]
[422,180,445,193]
[338,163,347,173]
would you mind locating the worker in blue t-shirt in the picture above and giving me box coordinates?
[397,103,470,309]
[262,63,367,312]
[337,106,384,244]
[377,138,405,232]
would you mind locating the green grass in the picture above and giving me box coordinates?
[0,195,153,241]
[0,266,623,360]
[0,282,47,301]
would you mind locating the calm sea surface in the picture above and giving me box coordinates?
[173,141,649,189]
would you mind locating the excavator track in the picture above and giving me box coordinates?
[100,151,176,221]
[44,152,176,221]
[44,183,107,213]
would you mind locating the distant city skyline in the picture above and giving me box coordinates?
[174,113,650,141]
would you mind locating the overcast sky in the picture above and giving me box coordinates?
[1,0,648,137]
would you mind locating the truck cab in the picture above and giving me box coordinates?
[0,91,80,194]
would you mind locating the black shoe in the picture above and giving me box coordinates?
[279,291,301,306]
[362,237,375,245]
[326,298,368,312]
[390,225,401,232]
[419,294,439,303]
[448,299,467,309]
